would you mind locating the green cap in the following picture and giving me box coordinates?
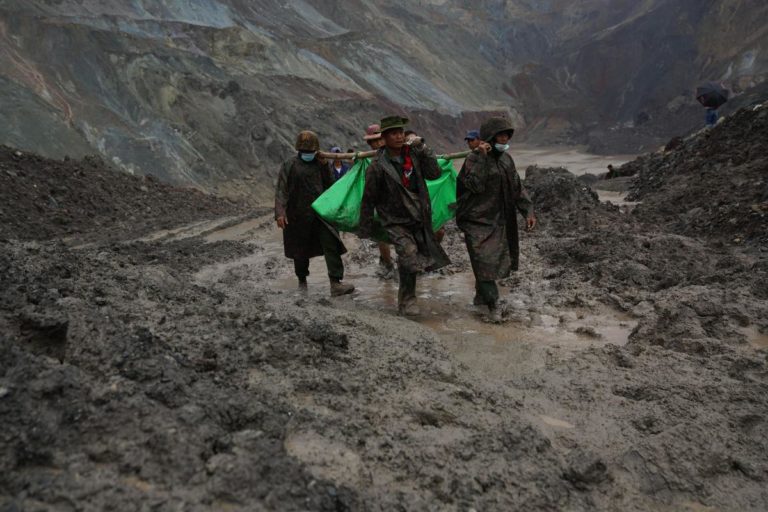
[379,115,409,133]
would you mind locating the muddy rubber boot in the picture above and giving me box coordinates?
[472,294,483,306]
[398,301,420,317]
[298,278,308,292]
[487,304,502,323]
[330,279,354,297]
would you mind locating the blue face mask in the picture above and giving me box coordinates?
[299,152,315,162]
[494,143,509,153]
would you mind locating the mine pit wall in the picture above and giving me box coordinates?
[1,0,767,199]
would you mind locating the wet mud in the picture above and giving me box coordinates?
[2,111,768,510]
[513,146,636,178]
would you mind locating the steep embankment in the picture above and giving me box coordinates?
[0,146,251,242]
[624,104,768,245]
[1,0,767,196]
[531,102,768,355]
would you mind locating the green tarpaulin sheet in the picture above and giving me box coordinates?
[312,158,458,237]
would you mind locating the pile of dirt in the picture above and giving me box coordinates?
[524,148,768,512]
[523,166,623,232]
[0,238,363,510]
[0,146,251,242]
[621,104,768,245]
[527,126,768,358]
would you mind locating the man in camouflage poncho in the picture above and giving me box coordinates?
[359,115,450,316]
[456,117,536,322]
[275,130,355,296]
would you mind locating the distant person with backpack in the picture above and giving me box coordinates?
[696,82,728,128]
[275,131,355,296]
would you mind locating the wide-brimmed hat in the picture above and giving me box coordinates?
[379,115,409,134]
[479,117,515,143]
[363,124,382,141]
[295,130,319,152]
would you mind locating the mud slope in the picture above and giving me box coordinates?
[625,103,768,245]
[2,104,768,510]
[0,145,253,243]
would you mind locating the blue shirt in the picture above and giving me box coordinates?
[331,162,350,181]
[705,109,718,127]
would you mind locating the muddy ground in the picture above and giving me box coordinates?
[2,106,768,511]
[0,145,255,244]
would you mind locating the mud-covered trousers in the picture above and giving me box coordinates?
[476,280,499,307]
[293,224,344,281]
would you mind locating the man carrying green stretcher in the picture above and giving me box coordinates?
[456,117,536,322]
[359,115,451,316]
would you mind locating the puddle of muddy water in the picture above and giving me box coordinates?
[514,146,636,177]
[284,431,363,488]
[741,325,768,349]
[448,146,634,182]
[594,189,641,213]
[516,147,641,211]
[201,204,636,379]
[270,253,635,378]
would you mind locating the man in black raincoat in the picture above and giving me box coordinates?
[359,116,450,316]
[456,117,536,322]
[275,130,354,296]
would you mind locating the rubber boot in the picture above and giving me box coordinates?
[398,301,420,317]
[330,279,354,297]
[487,303,502,323]
[298,278,308,292]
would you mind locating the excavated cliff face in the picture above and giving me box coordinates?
[0,0,766,198]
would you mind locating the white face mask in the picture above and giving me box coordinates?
[494,143,509,153]
[299,152,316,162]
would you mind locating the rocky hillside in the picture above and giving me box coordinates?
[0,0,766,199]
